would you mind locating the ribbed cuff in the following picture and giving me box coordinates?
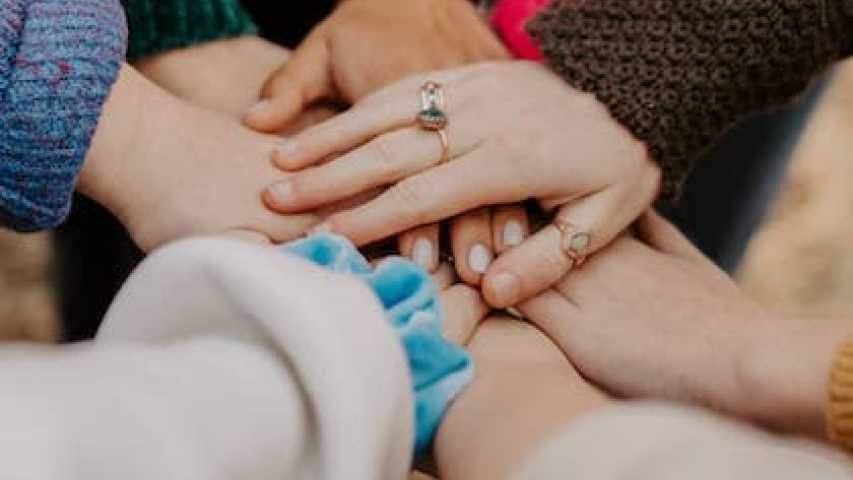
[0,0,127,231]
[827,338,853,451]
[122,0,258,60]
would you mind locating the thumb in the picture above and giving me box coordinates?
[244,34,332,132]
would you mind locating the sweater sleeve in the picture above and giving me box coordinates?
[827,337,853,452]
[0,0,127,232]
[121,0,258,60]
[527,0,853,200]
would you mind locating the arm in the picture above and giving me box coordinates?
[526,0,853,199]
[0,0,126,231]
[434,315,610,479]
[78,63,319,251]
[519,211,853,448]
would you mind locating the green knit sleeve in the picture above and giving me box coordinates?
[121,0,258,60]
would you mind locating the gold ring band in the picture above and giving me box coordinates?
[436,128,449,165]
[553,217,591,266]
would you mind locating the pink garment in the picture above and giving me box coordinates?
[490,0,553,60]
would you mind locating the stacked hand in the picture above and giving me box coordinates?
[261,62,660,307]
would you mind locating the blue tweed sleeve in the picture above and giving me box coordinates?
[283,234,474,457]
[0,0,128,231]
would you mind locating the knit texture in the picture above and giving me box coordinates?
[121,0,257,60]
[529,0,853,199]
[827,337,853,452]
[0,0,127,231]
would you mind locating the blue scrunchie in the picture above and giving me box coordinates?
[282,234,474,456]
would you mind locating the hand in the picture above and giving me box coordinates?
[79,65,322,251]
[398,205,530,284]
[133,35,340,133]
[243,0,509,131]
[520,211,846,436]
[262,62,661,308]
[435,313,610,480]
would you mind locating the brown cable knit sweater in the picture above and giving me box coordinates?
[528,0,853,199]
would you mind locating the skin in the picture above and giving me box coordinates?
[242,0,509,131]
[435,306,610,480]
[433,214,851,479]
[230,0,517,280]
[78,64,317,251]
[262,61,660,309]
[136,34,527,280]
[520,211,851,437]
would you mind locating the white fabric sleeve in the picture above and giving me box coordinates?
[513,402,853,480]
[0,237,415,480]
[0,337,307,480]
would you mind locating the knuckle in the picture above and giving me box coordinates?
[488,134,542,193]
[390,177,432,224]
[538,245,573,279]
[370,136,403,178]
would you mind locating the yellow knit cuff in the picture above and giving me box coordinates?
[827,337,853,451]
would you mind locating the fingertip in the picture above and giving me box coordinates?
[243,92,303,133]
[482,269,522,308]
[271,139,304,170]
[262,181,298,214]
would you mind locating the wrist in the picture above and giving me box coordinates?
[434,323,610,480]
[79,64,146,217]
[734,314,843,436]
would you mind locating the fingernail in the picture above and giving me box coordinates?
[266,181,293,204]
[489,271,521,305]
[412,237,435,271]
[468,243,493,274]
[275,139,300,159]
[503,220,525,247]
[248,99,271,115]
[310,222,333,234]
[506,307,524,318]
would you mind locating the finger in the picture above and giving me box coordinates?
[264,126,451,213]
[483,184,650,309]
[636,210,708,263]
[251,210,322,245]
[430,262,457,291]
[315,141,545,246]
[450,209,494,286]
[492,205,530,253]
[272,69,472,171]
[244,34,332,133]
[398,223,440,272]
[222,229,273,245]
[517,288,582,348]
[440,284,489,346]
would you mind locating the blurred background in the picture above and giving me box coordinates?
[2,59,853,344]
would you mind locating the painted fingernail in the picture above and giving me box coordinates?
[468,244,493,274]
[489,271,521,305]
[412,237,435,271]
[266,181,293,204]
[248,99,271,116]
[310,222,333,234]
[276,139,300,159]
[503,220,525,247]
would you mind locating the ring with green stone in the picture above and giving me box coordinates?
[418,81,448,131]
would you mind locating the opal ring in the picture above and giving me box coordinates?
[553,217,591,266]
